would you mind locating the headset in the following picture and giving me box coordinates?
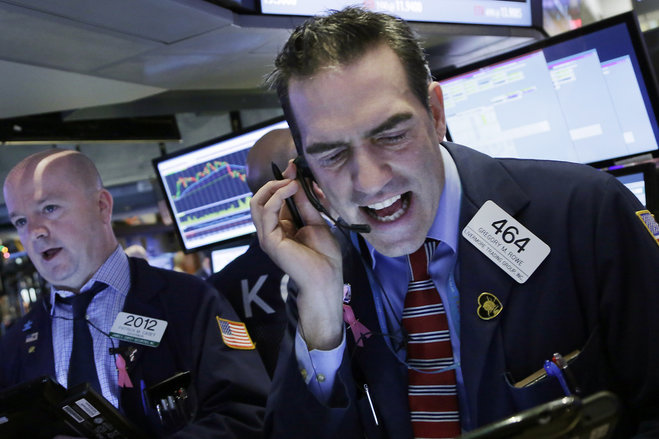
[271,156,371,233]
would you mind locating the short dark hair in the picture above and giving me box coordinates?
[265,7,432,154]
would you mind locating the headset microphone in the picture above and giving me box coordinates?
[336,218,371,234]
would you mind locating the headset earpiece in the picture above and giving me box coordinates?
[292,155,371,234]
[293,155,315,182]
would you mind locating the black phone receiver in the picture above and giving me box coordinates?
[292,156,371,234]
[271,161,305,228]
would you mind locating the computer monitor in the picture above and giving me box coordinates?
[259,0,537,27]
[152,118,289,252]
[436,12,659,168]
[606,162,659,214]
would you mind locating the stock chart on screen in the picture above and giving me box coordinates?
[154,119,289,251]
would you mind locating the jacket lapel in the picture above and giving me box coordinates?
[444,142,530,427]
[345,234,412,437]
[21,301,56,380]
[117,258,168,373]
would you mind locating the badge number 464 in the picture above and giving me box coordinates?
[462,200,551,283]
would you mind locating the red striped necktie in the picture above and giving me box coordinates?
[403,239,461,438]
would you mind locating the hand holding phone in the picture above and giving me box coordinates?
[271,162,305,229]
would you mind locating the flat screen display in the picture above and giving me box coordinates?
[259,0,533,27]
[606,162,658,213]
[615,170,648,206]
[153,118,289,252]
[436,12,659,167]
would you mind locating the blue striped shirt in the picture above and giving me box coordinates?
[50,245,130,407]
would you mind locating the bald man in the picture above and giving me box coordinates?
[0,149,269,438]
[246,128,297,193]
[207,128,297,378]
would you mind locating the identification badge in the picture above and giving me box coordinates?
[462,200,550,283]
[110,312,168,347]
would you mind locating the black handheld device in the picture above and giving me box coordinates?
[459,391,619,439]
[0,376,147,439]
[271,161,305,228]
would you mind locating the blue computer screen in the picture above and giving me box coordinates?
[615,171,647,206]
[438,13,659,166]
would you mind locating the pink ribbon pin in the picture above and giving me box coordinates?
[343,304,371,347]
[115,354,134,388]
[342,284,371,347]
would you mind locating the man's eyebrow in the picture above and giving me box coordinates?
[7,195,56,219]
[365,113,413,138]
[305,141,349,155]
[304,113,415,155]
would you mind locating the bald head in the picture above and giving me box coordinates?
[4,149,103,199]
[246,128,297,193]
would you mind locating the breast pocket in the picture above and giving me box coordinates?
[503,328,601,412]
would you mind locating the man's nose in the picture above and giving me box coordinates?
[27,220,48,240]
[351,147,392,195]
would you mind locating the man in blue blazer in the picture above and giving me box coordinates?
[1,149,269,438]
[250,7,659,438]
[208,128,297,378]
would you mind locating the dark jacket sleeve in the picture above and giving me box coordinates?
[591,178,659,437]
[263,291,365,439]
[168,280,270,439]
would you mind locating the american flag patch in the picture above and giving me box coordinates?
[636,210,659,246]
[216,317,255,350]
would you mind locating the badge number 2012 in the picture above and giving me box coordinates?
[123,314,158,331]
[110,312,168,347]
[462,200,551,283]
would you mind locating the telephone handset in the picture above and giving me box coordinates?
[271,158,370,233]
[271,161,305,228]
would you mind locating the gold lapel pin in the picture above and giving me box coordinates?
[477,292,503,320]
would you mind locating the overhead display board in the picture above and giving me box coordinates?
[259,0,534,27]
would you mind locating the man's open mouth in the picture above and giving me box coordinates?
[363,192,410,222]
[42,248,61,261]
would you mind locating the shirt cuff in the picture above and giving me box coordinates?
[294,325,346,403]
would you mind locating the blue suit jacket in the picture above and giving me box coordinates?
[0,257,270,438]
[207,237,288,378]
[265,143,659,438]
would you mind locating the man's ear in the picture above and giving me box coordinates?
[428,82,447,141]
[312,181,326,205]
[312,180,340,216]
[98,189,114,224]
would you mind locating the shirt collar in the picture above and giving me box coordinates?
[50,245,131,314]
[364,143,463,267]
